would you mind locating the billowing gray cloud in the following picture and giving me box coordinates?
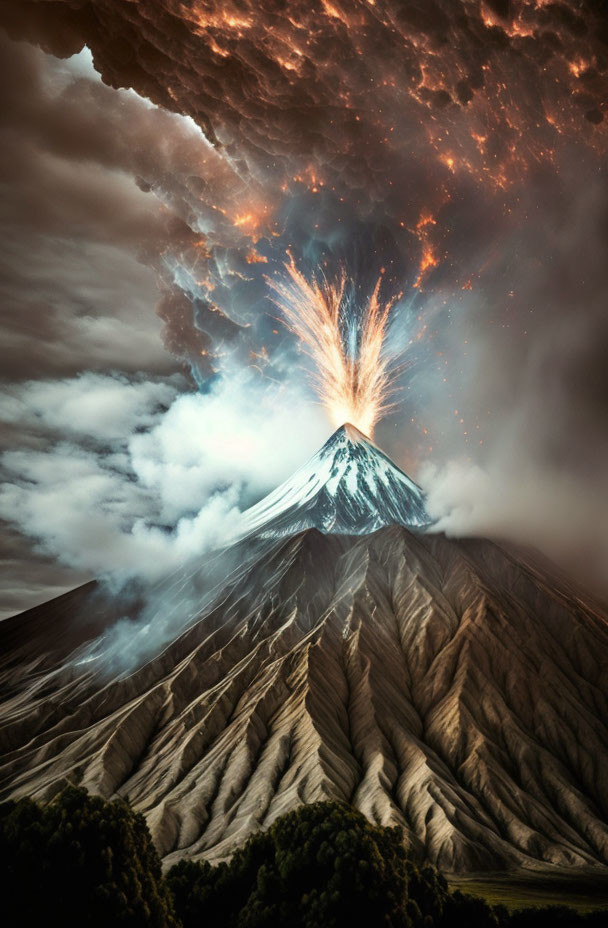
[0,370,327,611]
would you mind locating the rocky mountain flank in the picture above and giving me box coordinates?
[1,427,608,874]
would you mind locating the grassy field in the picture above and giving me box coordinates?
[448,873,608,914]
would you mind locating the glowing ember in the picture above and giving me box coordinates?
[269,258,398,437]
[413,244,439,288]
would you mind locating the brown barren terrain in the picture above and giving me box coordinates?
[1,525,608,875]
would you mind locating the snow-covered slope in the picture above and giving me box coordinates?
[240,423,432,538]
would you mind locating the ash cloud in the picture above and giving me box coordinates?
[1,1,608,608]
[417,151,608,594]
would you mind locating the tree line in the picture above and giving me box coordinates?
[0,786,604,927]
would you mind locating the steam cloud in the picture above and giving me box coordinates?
[0,371,327,600]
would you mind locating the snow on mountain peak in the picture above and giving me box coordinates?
[239,422,432,538]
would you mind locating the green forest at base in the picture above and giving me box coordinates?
[0,786,605,928]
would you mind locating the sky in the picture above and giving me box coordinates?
[1,0,608,616]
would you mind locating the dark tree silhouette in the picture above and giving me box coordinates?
[1,789,605,928]
[0,784,177,928]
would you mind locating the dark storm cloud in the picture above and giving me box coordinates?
[2,1,605,192]
[0,0,608,379]
[0,33,228,380]
[2,0,605,366]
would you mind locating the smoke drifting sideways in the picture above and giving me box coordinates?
[1,0,608,627]
[71,533,280,678]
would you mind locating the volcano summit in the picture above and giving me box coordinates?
[1,427,608,875]
[239,423,432,538]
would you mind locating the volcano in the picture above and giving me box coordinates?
[1,426,608,875]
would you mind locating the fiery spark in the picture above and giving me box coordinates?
[269,257,398,437]
[413,244,439,288]
[413,210,440,288]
